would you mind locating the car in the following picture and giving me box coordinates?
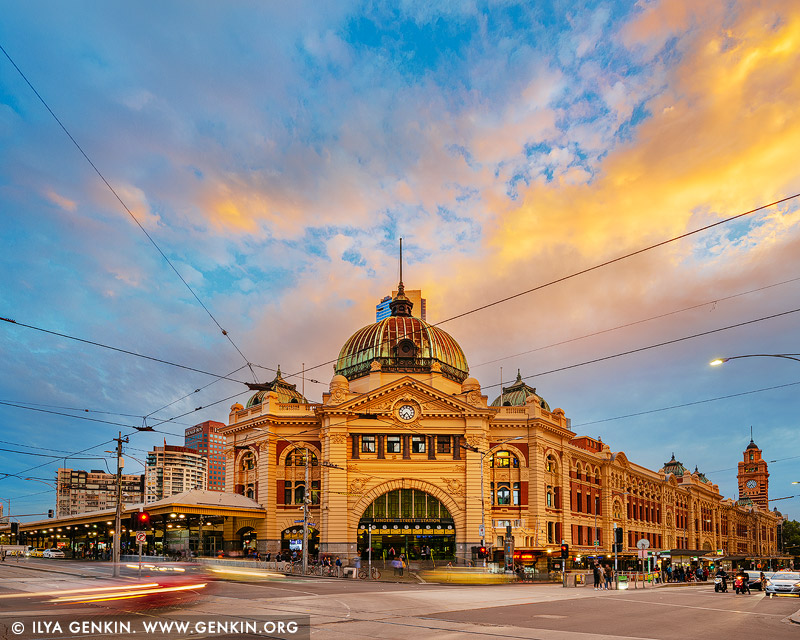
[743,570,773,590]
[30,548,46,558]
[764,572,800,597]
[42,548,65,559]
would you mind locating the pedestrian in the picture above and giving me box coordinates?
[593,562,602,590]
[335,556,342,577]
[265,551,271,562]
[399,554,405,577]
[604,564,613,590]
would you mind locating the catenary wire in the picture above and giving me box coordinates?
[0,43,258,383]
[0,317,250,385]
[471,275,800,369]
[480,305,800,391]
[288,193,800,380]
[571,380,800,428]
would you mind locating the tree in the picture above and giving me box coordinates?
[782,519,800,558]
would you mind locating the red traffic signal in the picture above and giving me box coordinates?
[560,543,569,559]
[135,511,150,527]
[478,546,487,558]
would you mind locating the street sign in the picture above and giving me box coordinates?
[594,540,599,546]
[636,538,650,549]
[294,520,306,523]
[638,548,647,559]
[479,524,485,538]
[135,532,146,543]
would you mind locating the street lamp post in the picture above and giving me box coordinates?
[462,435,525,568]
[710,354,800,366]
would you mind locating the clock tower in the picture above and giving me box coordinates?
[737,438,769,510]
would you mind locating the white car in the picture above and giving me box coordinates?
[42,548,65,559]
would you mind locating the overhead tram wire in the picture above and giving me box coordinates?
[0,317,250,385]
[570,380,800,428]
[0,436,119,481]
[286,192,800,381]
[478,304,800,392]
[0,43,258,384]
[144,364,252,420]
[471,274,800,369]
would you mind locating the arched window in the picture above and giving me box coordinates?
[287,449,318,466]
[576,463,582,480]
[241,451,255,471]
[294,484,305,504]
[491,451,519,468]
[246,487,254,499]
[497,483,511,505]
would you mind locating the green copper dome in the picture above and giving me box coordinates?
[662,453,686,477]
[336,314,469,383]
[246,366,307,407]
[490,370,550,410]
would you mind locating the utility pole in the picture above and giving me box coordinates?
[302,446,309,575]
[112,432,128,578]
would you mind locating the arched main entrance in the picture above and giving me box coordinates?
[358,488,455,562]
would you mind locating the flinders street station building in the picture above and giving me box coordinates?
[219,281,785,570]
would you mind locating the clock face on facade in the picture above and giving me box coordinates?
[398,404,416,421]
[746,480,757,489]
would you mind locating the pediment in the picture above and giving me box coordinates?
[327,376,482,416]
[612,451,630,467]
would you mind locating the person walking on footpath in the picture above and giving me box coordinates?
[604,564,613,590]
[593,562,602,590]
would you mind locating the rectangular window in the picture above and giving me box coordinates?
[576,492,582,513]
[361,435,376,453]
[547,521,554,544]
[546,485,553,507]
[411,436,426,453]
[386,436,401,453]
[512,482,520,506]
[284,481,292,504]
[436,436,451,454]
[401,489,413,518]
[311,480,320,505]
[387,490,400,518]
[414,490,427,518]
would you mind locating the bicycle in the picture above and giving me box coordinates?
[358,566,381,580]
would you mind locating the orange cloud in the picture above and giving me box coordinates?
[488,0,800,268]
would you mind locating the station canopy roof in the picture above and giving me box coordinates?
[18,490,265,532]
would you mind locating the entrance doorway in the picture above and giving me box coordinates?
[358,488,455,562]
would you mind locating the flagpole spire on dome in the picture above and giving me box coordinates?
[389,237,413,317]
[398,237,405,296]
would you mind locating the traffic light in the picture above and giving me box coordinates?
[135,511,150,528]
[560,543,569,559]
[47,509,54,518]
[478,546,487,559]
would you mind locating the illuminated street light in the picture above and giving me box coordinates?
[710,354,800,366]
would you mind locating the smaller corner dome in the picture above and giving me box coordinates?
[246,366,308,408]
[662,453,686,477]
[330,374,349,391]
[490,370,550,410]
[461,377,481,392]
[230,402,244,412]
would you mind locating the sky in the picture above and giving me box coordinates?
[1,0,799,523]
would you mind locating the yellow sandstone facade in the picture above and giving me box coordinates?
[219,283,782,568]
